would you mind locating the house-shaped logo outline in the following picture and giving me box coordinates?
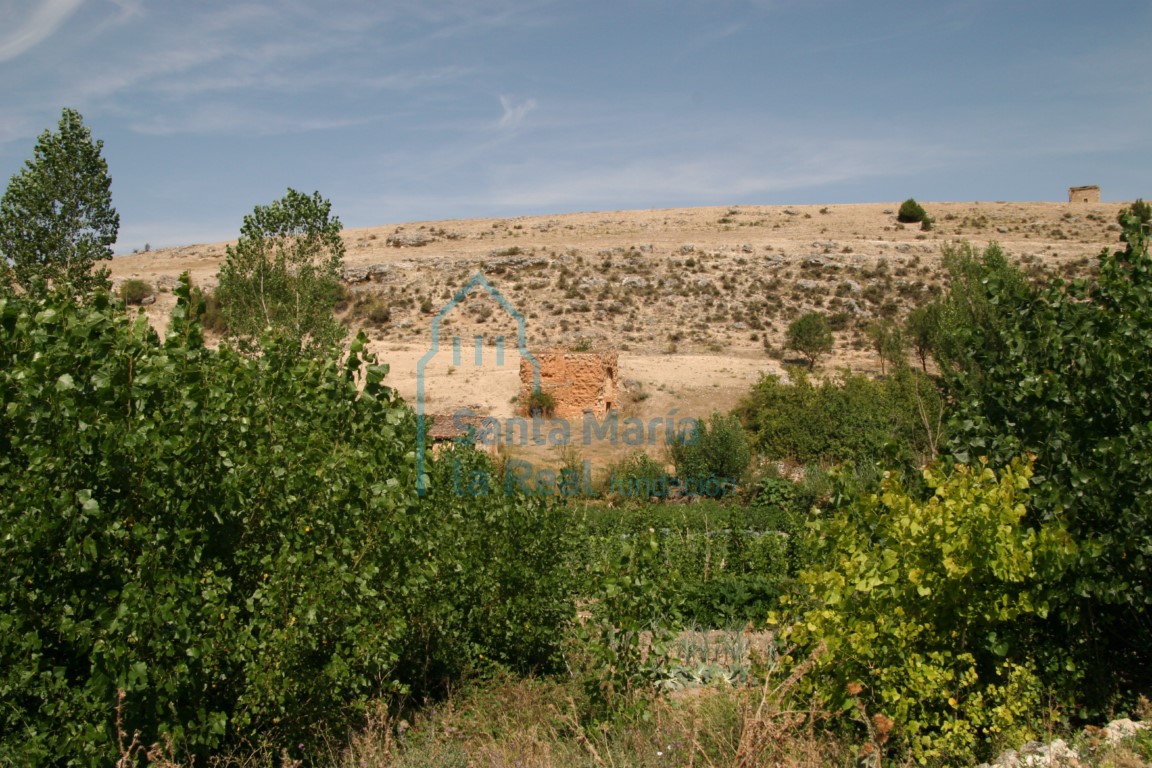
[415,273,539,495]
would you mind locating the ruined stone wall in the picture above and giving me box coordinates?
[519,349,619,420]
[1068,185,1100,203]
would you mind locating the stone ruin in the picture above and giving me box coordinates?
[1068,185,1100,203]
[519,348,620,420]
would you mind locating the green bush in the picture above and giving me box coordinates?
[526,388,556,417]
[670,411,751,495]
[897,198,927,224]
[605,450,670,499]
[784,311,833,369]
[189,284,226,332]
[0,278,573,765]
[1117,198,1151,231]
[735,367,944,468]
[782,458,1072,765]
[118,278,153,305]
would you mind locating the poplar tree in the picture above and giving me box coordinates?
[0,108,119,298]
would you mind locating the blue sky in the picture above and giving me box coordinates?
[1,0,1149,253]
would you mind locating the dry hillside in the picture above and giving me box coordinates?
[108,200,1126,467]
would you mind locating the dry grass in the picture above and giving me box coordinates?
[329,642,853,768]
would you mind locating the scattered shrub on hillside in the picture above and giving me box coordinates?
[897,198,928,224]
[526,389,556,417]
[118,278,153,305]
[348,294,392,328]
[784,312,833,369]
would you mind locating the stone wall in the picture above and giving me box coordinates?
[1068,185,1100,203]
[519,349,619,420]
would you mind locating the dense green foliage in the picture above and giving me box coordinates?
[784,311,833,368]
[574,483,808,629]
[669,411,752,494]
[783,459,1074,765]
[0,281,572,765]
[0,108,118,298]
[217,188,346,354]
[605,450,670,499]
[897,197,928,224]
[735,367,944,467]
[930,226,1152,708]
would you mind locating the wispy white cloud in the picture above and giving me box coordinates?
[692,21,746,48]
[130,103,383,137]
[0,0,85,62]
[497,95,537,130]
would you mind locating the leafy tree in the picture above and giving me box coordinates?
[930,224,1152,710]
[1117,198,1151,235]
[897,197,927,224]
[929,240,1033,392]
[0,278,573,764]
[783,458,1073,765]
[785,311,833,369]
[904,301,940,372]
[0,108,118,298]
[217,188,346,353]
[863,318,906,375]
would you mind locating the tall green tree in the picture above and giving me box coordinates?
[904,301,940,372]
[785,311,833,369]
[0,108,119,298]
[863,318,906,375]
[217,188,346,353]
[931,225,1152,710]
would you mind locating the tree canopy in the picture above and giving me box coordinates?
[930,224,1152,709]
[785,311,833,369]
[217,188,346,353]
[0,108,119,298]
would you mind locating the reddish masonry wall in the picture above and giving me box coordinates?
[520,349,619,420]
